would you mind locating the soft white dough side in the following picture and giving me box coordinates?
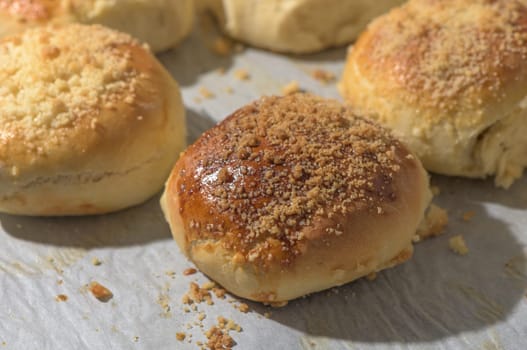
[71,0,195,52]
[214,0,404,53]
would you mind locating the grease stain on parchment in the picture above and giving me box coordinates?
[481,329,504,350]
[300,335,355,350]
[504,253,527,281]
[0,247,86,276]
[455,284,504,323]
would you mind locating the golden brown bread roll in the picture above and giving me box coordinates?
[161,94,431,303]
[203,0,405,54]
[0,0,194,52]
[0,24,186,215]
[340,0,527,188]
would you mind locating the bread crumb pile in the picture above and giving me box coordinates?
[177,273,252,349]
[204,317,242,350]
[182,282,215,306]
[177,94,409,267]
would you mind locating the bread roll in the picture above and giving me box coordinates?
[340,0,527,188]
[71,0,194,53]
[161,94,431,303]
[203,0,404,54]
[0,0,194,53]
[0,24,186,215]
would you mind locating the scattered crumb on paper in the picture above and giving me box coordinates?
[281,81,300,95]
[449,235,469,255]
[89,282,113,302]
[310,69,335,84]
[212,37,233,56]
[55,294,68,302]
[462,211,476,222]
[183,268,197,276]
[234,69,250,81]
[199,87,215,99]
[414,204,448,242]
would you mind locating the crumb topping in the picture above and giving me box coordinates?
[176,94,414,267]
[0,24,148,172]
[0,0,55,21]
[360,0,527,119]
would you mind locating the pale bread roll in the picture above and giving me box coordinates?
[161,94,431,303]
[340,0,527,188]
[71,0,194,53]
[0,0,194,52]
[202,0,404,54]
[0,24,186,215]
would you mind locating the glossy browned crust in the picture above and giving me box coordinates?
[162,94,431,301]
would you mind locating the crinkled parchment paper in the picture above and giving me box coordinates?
[0,19,526,350]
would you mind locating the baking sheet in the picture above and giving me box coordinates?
[1,20,526,350]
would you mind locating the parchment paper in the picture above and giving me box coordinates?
[0,20,526,350]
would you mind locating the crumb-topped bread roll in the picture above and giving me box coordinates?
[0,24,185,215]
[0,0,194,53]
[203,0,404,54]
[340,0,527,188]
[161,94,431,303]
